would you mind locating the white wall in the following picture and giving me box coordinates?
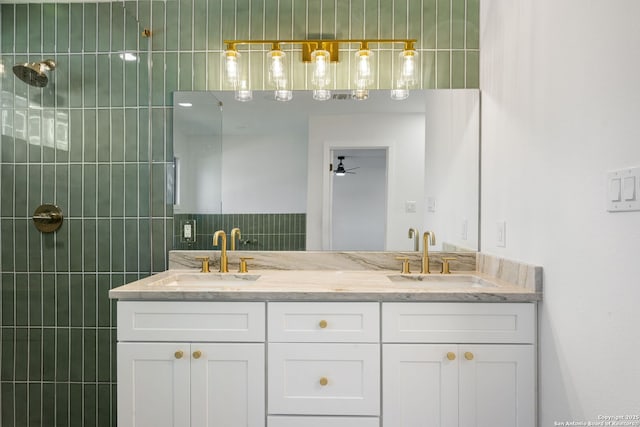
[307,113,425,250]
[481,0,640,424]
[173,133,222,214]
[221,132,307,213]
[424,90,479,251]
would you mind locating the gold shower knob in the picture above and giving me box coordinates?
[319,320,328,329]
[193,350,202,359]
[446,352,456,360]
[319,377,329,386]
[464,352,474,360]
[174,350,184,359]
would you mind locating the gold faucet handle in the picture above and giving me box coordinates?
[195,256,210,273]
[441,257,456,274]
[395,257,411,274]
[238,257,254,273]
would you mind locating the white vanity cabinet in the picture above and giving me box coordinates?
[267,302,380,426]
[116,301,266,427]
[382,302,536,427]
[115,298,537,427]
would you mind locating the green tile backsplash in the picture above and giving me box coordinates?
[173,213,307,251]
[0,1,478,425]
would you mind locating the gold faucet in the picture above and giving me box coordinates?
[408,228,419,251]
[212,230,229,273]
[230,227,241,251]
[421,231,436,274]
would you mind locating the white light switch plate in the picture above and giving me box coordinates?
[405,200,417,213]
[607,167,640,212]
[496,221,506,248]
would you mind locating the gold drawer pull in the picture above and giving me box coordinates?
[174,350,184,359]
[318,320,328,329]
[193,350,202,359]
[464,352,474,361]
[446,352,456,361]
[319,377,329,386]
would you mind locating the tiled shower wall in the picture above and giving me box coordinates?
[0,1,479,426]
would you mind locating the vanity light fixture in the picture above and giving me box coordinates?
[177,102,193,107]
[223,38,418,101]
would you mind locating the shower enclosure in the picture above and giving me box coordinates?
[0,3,161,426]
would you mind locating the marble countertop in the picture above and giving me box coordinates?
[108,268,541,302]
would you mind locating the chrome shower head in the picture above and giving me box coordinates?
[13,59,56,87]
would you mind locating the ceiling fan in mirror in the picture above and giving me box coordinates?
[332,156,360,176]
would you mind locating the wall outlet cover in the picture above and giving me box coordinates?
[496,221,506,247]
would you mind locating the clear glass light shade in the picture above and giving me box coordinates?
[267,49,288,89]
[353,49,374,90]
[395,49,418,88]
[352,88,369,101]
[311,50,331,88]
[274,89,293,102]
[313,89,331,101]
[235,80,252,102]
[390,88,409,100]
[223,50,241,89]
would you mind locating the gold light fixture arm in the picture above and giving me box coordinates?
[224,39,417,63]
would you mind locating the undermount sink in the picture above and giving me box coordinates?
[387,274,496,288]
[164,273,261,287]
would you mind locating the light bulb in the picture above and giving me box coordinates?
[400,50,417,87]
[268,49,288,89]
[353,49,373,93]
[311,50,331,87]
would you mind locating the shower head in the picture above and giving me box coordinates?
[13,59,56,87]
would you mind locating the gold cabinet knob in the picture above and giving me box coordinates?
[319,377,329,386]
[319,320,328,329]
[193,350,202,359]
[174,350,184,359]
[464,351,474,361]
[446,352,456,360]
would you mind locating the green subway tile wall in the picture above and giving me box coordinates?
[0,1,479,426]
[173,213,306,251]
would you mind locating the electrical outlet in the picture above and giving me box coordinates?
[182,220,196,243]
[496,221,506,247]
[405,200,417,213]
[427,197,436,212]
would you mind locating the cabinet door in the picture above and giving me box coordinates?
[117,342,191,427]
[191,343,265,427]
[458,345,535,427]
[383,344,458,427]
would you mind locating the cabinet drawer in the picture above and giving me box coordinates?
[268,343,380,416]
[268,416,378,427]
[117,301,265,342]
[382,302,535,344]
[268,302,379,342]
